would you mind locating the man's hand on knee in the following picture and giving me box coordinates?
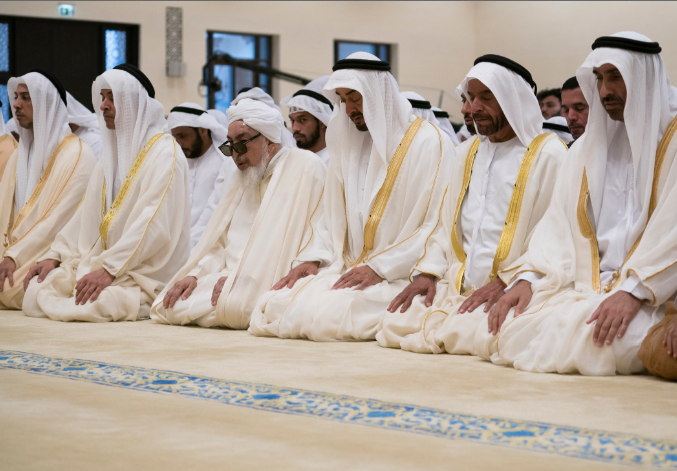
[587,291,642,347]
[74,268,115,305]
[272,261,319,290]
[163,276,198,309]
[211,276,228,306]
[664,316,677,358]
[332,265,384,291]
[459,278,507,314]
[0,257,16,292]
[23,259,60,291]
[388,273,437,313]
[488,280,532,335]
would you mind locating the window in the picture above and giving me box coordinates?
[0,21,10,122]
[334,40,390,63]
[206,31,272,113]
[104,29,127,70]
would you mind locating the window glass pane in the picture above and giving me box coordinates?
[105,30,127,70]
[378,45,389,62]
[213,64,233,113]
[0,84,8,124]
[259,36,268,60]
[337,42,375,60]
[212,33,255,59]
[260,74,268,86]
[0,23,9,72]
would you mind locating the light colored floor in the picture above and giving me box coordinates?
[1,310,675,470]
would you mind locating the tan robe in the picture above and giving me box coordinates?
[151,147,326,329]
[0,134,95,309]
[22,134,191,322]
[376,133,566,354]
[0,133,18,181]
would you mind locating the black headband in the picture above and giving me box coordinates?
[592,36,661,54]
[332,58,391,72]
[28,68,67,105]
[407,98,432,110]
[542,122,571,133]
[237,87,253,95]
[171,106,206,116]
[113,63,155,98]
[292,89,334,110]
[433,110,449,119]
[474,54,538,94]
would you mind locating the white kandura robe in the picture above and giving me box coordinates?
[249,117,453,341]
[316,147,330,166]
[73,125,103,160]
[187,143,225,247]
[376,134,566,352]
[0,135,95,309]
[22,134,191,322]
[151,147,326,328]
[193,156,238,242]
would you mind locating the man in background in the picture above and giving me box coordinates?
[561,76,590,144]
[537,88,562,119]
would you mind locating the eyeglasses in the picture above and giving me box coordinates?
[219,133,262,157]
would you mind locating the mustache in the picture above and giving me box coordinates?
[349,111,364,120]
[293,131,306,138]
[602,95,623,106]
[471,111,493,121]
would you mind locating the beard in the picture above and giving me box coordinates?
[182,131,204,158]
[472,110,508,136]
[233,140,272,190]
[350,111,368,132]
[294,121,321,149]
[601,94,625,121]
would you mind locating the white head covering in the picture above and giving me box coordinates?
[66,91,99,132]
[8,72,71,209]
[226,98,284,144]
[5,117,16,137]
[165,102,228,146]
[461,62,542,148]
[323,51,412,168]
[401,91,440,126]
[232,87,296,147]
[575,31,677,245]
[543,115,573,142]
[281,76,333,126]
[431,106,461,145]
[207,109,229,129]
[93,68,166,207]
[0,109,5,136]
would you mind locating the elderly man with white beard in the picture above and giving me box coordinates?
[249,52,454,342]
[150,99,325,329]
[377,55,567,354]
[476,32,677,376]
[281,75,333,165]
[166,102,236,247]
[22,64,190,322]
[0,70,95,310]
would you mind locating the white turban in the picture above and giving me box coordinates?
[281,75,333,126]
[8,72,71,209]
[461,62,542,148]
[165,102,228,146]
[574,31,677,250]
[543,115,573,142]
[227,98,284,144]
[232,87,296,147]
[93,68,166,207]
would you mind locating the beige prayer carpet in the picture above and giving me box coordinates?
[1,310,676,470]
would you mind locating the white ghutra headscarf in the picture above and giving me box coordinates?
[8,72,71,209]
[575,31,677,250]
[165,102,228,146]
[92,69,166,208]
[461,62,543,148]
[281,75,333,126]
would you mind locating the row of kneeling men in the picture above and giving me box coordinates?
[1,31,676,381]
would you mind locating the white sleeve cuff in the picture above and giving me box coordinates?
[620,274,653,302]
[506,272,543,292]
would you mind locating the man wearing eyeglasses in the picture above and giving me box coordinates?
[150,98,326,329]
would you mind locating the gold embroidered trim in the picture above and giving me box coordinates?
[602,114,677,293]
[577,169,601,293]
[351,117,424,267]
[364,122,445,264]
[99,133,164,250]
[295,186,325,260]
[450,137,480,292]
[115,138,177,275]
[12,134,78,230]
[507,268,547,285]
[490,133,552,281]
[421,309,448,343]
[409,186,448,282]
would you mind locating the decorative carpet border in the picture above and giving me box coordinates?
[1,349,676,468]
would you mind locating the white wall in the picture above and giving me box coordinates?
[0,1,675,122]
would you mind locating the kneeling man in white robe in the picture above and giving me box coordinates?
[476,32,677,375]
[249,52,454,341]
[378,55,567,353]
[150,99,325,328]
[0,70,95,310]
[22,64,190,322]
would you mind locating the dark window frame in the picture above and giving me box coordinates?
[333,39,391,64]
[206,30,273,109]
